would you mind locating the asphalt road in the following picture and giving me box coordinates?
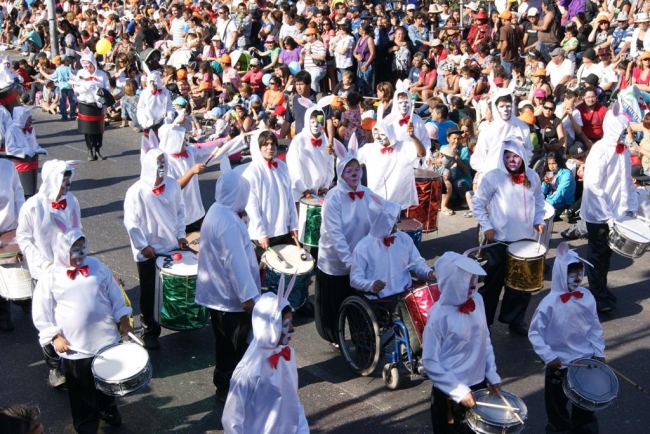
[1,108,650,434]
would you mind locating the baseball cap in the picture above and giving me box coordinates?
[549,47,565,57]
[581,73,600,86]
[272,106,286,116]
[446,125,462,137]
[249,58,260,66]
[173,96,187,106]
[569,143,588,158]
[304,27,318,35]
[498,10,512,20]
[533,88,547,98]
[632,165,650,182]
[406,4,416,11]
[527,7,539,16]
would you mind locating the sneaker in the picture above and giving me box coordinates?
[48,368,66,388]
[462,210,473,218]
[215,388,228,404]
[20,51,28,56]
[561,226,586,240]
[100,410,122,427]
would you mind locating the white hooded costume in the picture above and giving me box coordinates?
[242,133,299,242]
[388,81,430,151]
[195,170,261,312]
[350,198,432,298]
[123,149,186,262]
[357,115,419,209]
[528,242,605,366]
[0,105,12,147]
[222,284,309,434]
[4,107,47,158]
[580,105,638,224]
[136,71,174,130]
[472,139,546,242]
[470,89,533,186]
[0,158,24,233]
[285,97,336,202]
[73,48,109,97]
[16,160,82,280]
[421,252,500,403]
[32,217,131,359]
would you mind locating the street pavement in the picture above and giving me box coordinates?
[1,108,650,433]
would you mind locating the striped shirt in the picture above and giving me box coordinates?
[303,40,326,70]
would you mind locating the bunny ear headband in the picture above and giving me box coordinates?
[276,272,298,313]
[50,208,81,234]
[556,242,595,268]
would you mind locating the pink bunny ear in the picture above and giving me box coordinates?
[317,95,335,108]
[277,273,286,309]
[65,160,83,169]
[347,133,358,155]
[332,139,347,160]
[141,136,151,153]
[149,131,159,149]
[298,97,315,109]
[369,193,383,206]
[50,214,68,233]
[71,211,80,230]
[557,242,569,258]
[285,272,297,301]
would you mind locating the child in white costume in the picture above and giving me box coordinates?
[222,275,309,434]
[4,106,47,158]
[528,242,604,434]
[137,70,174,137]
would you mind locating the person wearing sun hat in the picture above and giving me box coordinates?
[220,53,241,90]
[630,13,650,59]
[301,26,327,92]
[528,67,552,102]
[467,10,490,49]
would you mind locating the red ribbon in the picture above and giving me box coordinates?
[560,290,584,303]
[22,127,32,134]
[616,142,626,155]
[85,76,98,81]
[67,265,89,280]
[77,113,105,122]
[383,236,395,247]
[173,150,189,158]
[0,90,18,106]
[267,159,278,169]
[14,160,38,172]
[311,138,323,147]
[458,298,476,314]
[399,115,410,126]
[348,191,364,200]
[151,88,162,95]
[152,184,166,196]
[511,173,525,184]
[268,346,291,369]
[380,147,394,154]
[51,199,67,210]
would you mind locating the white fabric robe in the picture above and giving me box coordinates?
[285,131,335,202]
[137,88,174,129]
[4,107,47,158]
[0,158,24,233]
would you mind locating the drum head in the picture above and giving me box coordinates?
[93,343,150,381]
[414,168,442,180]
[565,358,619,404]
[471,389,528,427]
[398,218,423,232]
[300,196,324,207]
[186,232,201,253]
[615,217,650,243]
[156,251,198,276]
[544,202,556,221]
[263,244,314,274]
[508,240,547,258]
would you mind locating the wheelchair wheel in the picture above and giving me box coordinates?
[338,296,381,376]
[382,363,400,390]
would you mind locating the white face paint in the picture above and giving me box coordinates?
[567,270,584,292]
[496,101,513,121]
[69,240,88,267]
[156,157,166,179]
[468,274,478,298]
[309,115,322,136]
[280,317,293,345]
[60,175,71,196]
[373,128,389,146]
[397,96,411,116]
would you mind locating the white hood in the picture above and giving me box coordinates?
[79,47,98,69]
[372,116,397,149]
[12,107,32,129]
[157,124,185,155]
[333,132,359,182]
[146,71,163,89]
[496,138,528,175]
[435,252,486,308]
[214,170,250,214]
[140,148,167,188]
[38,160,79,201]
[368,197,401,240]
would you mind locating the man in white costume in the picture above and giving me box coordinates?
[123,149,187,350]
[137,70,174,138]
[222,279,309,434]
[389,80,430,154]
[195,169,261,404]
[422,251,502,433]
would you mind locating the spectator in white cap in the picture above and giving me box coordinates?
[522,8,540,53]
[546,47,575,97]
[611,11,634,56]
[18,23,43,57]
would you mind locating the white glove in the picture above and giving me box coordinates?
[607,218,616,230]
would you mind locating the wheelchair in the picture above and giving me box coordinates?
[337,293,427,390]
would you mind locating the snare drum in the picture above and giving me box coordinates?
[540,202,556,251]
[155,251,210,331]
[398,218,423,249]
[298,196,324,247]
[406,169,443,232]
[399,281,440,354]
[466,389,528,434]
[607,216,650,258]
[0,230,33,301]
[92,342,152,396]
[262,244,314,311]
[506,240,547,292]
[186,232,201,254]
[562,358,619,411]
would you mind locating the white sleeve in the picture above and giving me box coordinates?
[585,298,606,358]
[102,265,132,322]
[222,372,255,434]
[532,175,546,226]
[527,303,558,364]
[123,188,149,252]
[484,326,501,385]
[31,275,62,347]
[174,183,186,240]
[470,132,489,174]
[242,173,267,240]
[471,173,497,232]
[322,198,354,269]
[16,204,50,274]
[12,168,25,214]
[221,224,261,304]
[349,243,375,293]
[286,143,309,198]
[165,94,175,124]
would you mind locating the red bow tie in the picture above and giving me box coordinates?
[383,236,395,247]
[23,127,32,134]
[267,159,278,169]
[268,346,291,369]
[380,147,394,154]
[85,76,97,81]
[511,173,525,184]
[458,298,476,314]
[51,199,67,210]
[615,142,626,155]
[348,191,364,200]
[151,88,162,95]
[560,290,584,303]
[311,138,323,147]
[399,115,410,126]
[67,265,90,280]
[152,184,166,196]
[173,150,189,158]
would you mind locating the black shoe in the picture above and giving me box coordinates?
[142,335,160,350]
[95,148,105,160]
[0,320,14,331]
[48,368,66,388]
[87,149,95,161]
[561,226,586,240]
[508,322,529,336]
[597,299,615,313]
[215,388,228,404]
[100,410,122,427]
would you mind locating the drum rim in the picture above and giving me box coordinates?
[607,231,647,258]
[468,389,528,426]
[299,197,324,206]
[261,244,315,274]
[507,239,547,258]
[564,358,619,405]
[92,342,151,382]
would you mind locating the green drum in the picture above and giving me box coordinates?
[155,251,209,331]
[298,196,324,247]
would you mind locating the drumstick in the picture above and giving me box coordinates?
[67,346,105,359]
[561,362,594,368]
[474,402,521,412]
[292,235,308,261]
[536,231,542,254]
[128,332,145,347]
[204,145,221,165]
[266,247,292,268]
[492,388,524,424]
[608,365,650,397]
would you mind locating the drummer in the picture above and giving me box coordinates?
[389,86,430,152]
[472,139,545,335]
[0,159,25,332]
[528,242,605,434]
[32,224,133,433]
[123,149,188,350]
[136,70,174,139]
[4,106,48,159]
[421,251,502,433]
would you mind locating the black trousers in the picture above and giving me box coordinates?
[208,309,252,391]
[585,222,616,303]
[84,133,103,150]
[136,258,161,338]
[545,367,598,434]
[314,268,355,344]
[479,243,531,326]
[185,217,204,235]
[0,296,31,327]
[61,357,118,434]
[430,380,487,434]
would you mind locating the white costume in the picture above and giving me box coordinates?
[389,80,430,150]
[16,160,82,280]
[350,198,431,299]
[0,105,12,147]
[472,140,546,242]
[357,116,418,209]
[242,134,299,241]
[195,170,260,312]
[285,97,336,202]
[137,71,174,130]
[4,107,47,158]
[73,48,110,98]
[123,149,186,262]
[528,242,605,365]
[0,159,24,233]
[222,286,309,434]
[421,252,500,403]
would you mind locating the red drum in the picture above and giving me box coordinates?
[77,102,105,135]
[406,169,443,232]
[399,281,440,354]
[0,84,21,116]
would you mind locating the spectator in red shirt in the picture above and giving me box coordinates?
[576,87,608,148]
[410,58,437,101]
[241,58,265,97]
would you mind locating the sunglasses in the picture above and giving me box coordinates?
[543,106,555,110]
